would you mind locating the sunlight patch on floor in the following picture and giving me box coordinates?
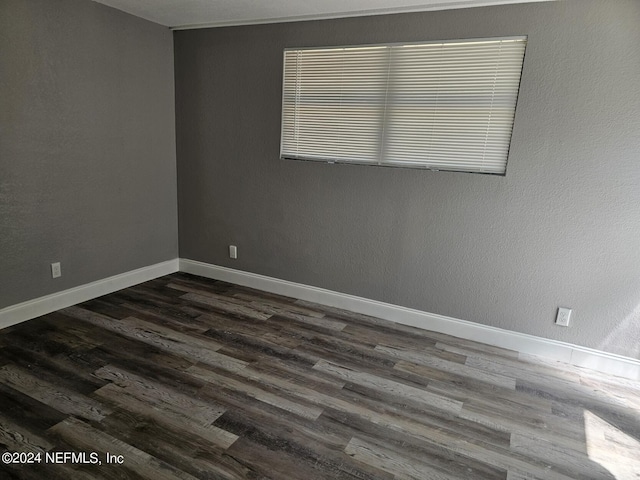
[584,410,640,480]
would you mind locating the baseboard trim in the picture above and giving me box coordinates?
[180,259,640,380]
[3,258,637,380]
[0,259,179,330]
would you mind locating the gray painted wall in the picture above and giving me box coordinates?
[0,0,177,307]
[175,0,640,358]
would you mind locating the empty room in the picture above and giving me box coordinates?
[1,0,639,478]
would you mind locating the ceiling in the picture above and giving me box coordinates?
[90,0,555,30]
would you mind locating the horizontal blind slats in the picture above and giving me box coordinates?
[280,37,526,174]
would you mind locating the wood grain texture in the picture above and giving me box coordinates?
[0,272,638,479]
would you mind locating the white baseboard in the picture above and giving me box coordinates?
[180,259,640,380]
[0,259,179,330]
[3,257,638,380]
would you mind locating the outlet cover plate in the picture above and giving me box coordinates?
[51,262,62,278]
[556,307,571,327]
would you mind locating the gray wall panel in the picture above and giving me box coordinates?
[175,0,640,358]
[0,0,178,307]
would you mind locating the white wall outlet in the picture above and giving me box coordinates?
[555,307,572,327]
[229,245,237,259]
[51,262,62,278]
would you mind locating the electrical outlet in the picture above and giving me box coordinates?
[555,307,571,327]
[229,245,237,259]
[51,262,62,278]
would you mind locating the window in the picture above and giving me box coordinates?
[280,37,526,175]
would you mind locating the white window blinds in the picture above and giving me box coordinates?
[280,37,526,175]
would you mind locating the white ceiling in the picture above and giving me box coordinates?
[90,0,554,30]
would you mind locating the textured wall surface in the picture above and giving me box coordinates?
[175,0,640,358]
[0,0,178,307]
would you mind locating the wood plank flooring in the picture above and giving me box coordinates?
[0,273,639,479]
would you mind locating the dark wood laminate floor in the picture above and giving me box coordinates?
[0,273,639,479]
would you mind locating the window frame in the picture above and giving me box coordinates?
[279,36,527,176]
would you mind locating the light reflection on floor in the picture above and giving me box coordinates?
[584,410,640,480]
